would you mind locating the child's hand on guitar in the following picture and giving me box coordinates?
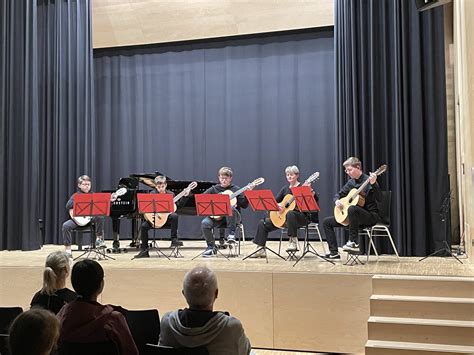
[369,172,377,185]
[335,200,344,209]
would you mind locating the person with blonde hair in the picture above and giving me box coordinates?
[30,251,77,314]
[322,157,382,259]
[9,308,60,355]
[249,165,319,257]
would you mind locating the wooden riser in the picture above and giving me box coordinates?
[365,340,474,355]
[370,297,474,321]
[366,349,472,355]
[372,276,474,298]
[368,321,474,346]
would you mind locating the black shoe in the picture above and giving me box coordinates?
[170,239,183,247]
[134,250,149,258]
[324,252,341,260]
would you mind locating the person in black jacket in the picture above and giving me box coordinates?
[134,175,189,258]
[62,175,105,257]
[249,165,319,258]
[322,157,382,259]
[30,251,77,314]
[201,167,253,257]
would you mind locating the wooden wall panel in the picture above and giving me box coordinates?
[92,0,334,48]
[273,273,372,353]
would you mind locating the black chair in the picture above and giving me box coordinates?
[0,307,23,334]
[71,224,95,251]
[0,333,10,355]
[125,309,160,355]
[146,344,209,355]
[57,341,119,355]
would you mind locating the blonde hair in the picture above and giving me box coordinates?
[41,251,70,296]
[343,157,362,169]
[218,167,233,177]
[154,175,167,185]
[285,165,299,175]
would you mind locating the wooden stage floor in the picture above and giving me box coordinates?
[0,241,472,354]
[1,240,472,277]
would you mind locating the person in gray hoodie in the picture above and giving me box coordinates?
[159,266,251,354]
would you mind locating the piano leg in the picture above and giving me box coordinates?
[110,218,124,252]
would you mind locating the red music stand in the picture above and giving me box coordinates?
[290,186,333,265]
[135,193,173,259]
[242,190,285,262]
[290,186,320,212]
[73,193,114,261]
[73,193,111,217]
[193,194,232,260]
[137,193,175,214]
[194,194,232,217]
[244,189,279,211]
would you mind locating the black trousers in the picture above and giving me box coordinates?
[139,213,179,250]
[323,205,380,254]
[253,210,308,247]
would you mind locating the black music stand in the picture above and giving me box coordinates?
[135,193,172,260]
[291,186,334,266]
[242,190,285,262]
[73,193,115,261]
[419,191,462,264]
[192,194,232,260]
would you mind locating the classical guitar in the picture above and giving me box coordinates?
[210,177,265,220]
[269,172,320,229]
[144,181,198,228]
[333,164,387,226]
[69,187,127,226]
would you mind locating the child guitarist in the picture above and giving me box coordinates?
[322,157,382,259]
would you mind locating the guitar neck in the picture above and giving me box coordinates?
[173,190,187,203]
[353,170,384,196]
[229,185,251,200]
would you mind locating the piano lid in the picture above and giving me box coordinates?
[130,172,216,193]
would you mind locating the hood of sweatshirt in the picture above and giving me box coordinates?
[163,310,229,348]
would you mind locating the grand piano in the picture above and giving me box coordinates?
[107,172,215,250]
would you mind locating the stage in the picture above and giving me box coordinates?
[0,241,472,354]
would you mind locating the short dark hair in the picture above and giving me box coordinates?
[71,259,104,298]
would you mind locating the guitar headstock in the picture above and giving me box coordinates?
[375,164,388,175]
[305,172,320,184]
[116,187,127,197]
[250,177,265,187]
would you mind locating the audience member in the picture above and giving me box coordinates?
[57,259,138,355]
[30,251,77,314]
[9,308,59,355]
[159,266,251,354]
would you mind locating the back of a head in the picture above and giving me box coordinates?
[42,251,70,296]
[71,259,104,299]
[182,266,218,310]
[9,308,59,355]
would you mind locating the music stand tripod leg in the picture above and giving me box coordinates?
[293,228,334,266]
[243,246,286,263]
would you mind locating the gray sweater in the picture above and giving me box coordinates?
[159,309,251,355]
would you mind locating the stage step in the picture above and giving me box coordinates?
[365,340,474,355]
[370,295,474,320]
[368,316,474,346]
[366,275,474,354]
[372,275,474,298]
